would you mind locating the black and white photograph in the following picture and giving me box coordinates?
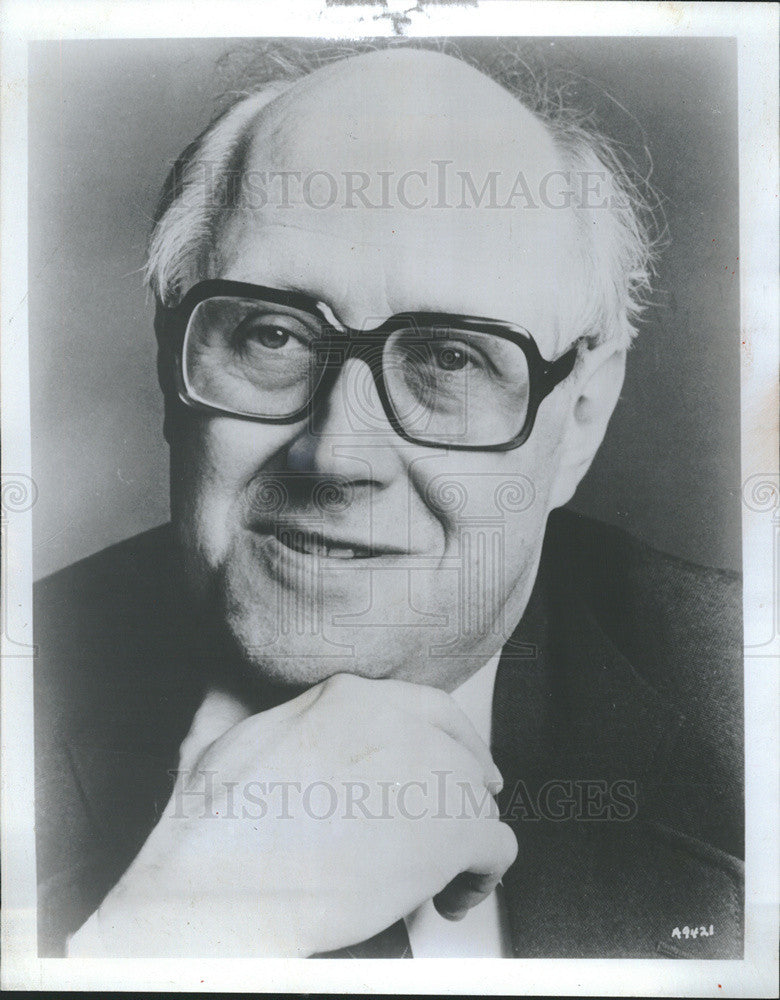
[1,1,777,994]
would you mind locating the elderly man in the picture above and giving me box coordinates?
[35,46,742,958]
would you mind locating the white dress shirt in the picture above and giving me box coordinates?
[402,651,511,957]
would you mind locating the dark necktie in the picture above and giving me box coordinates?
[315,918,413,958]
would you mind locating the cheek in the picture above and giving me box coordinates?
[412,410,567,544]
[170,414,299,564]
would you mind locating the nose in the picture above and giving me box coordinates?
[285,356,404,486]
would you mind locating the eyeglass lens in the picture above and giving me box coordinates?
[182,296,531,446]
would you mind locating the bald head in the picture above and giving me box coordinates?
[207,48,579,343]
[148,44,654,349]
[256,48,558,178]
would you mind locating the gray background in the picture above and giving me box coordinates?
[29,36,741,580]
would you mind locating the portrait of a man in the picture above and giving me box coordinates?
[31,35,744,960]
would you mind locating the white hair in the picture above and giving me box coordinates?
[145,82,293,307]
[550,121,659,348]
[145,42,661,349]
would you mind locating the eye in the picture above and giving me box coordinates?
[231,311,315,354]
[432,343,472,372]
[250,325,290,350]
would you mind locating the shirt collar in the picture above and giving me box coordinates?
[450,651,501,747]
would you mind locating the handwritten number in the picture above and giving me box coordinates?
[671,924,714,939]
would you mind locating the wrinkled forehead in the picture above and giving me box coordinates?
[216,52,582,351]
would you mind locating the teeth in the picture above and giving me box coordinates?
[327,547,355,559]
[277,531,367,559]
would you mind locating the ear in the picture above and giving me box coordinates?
[549,341,626,509]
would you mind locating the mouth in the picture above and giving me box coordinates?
[260,524,405,561]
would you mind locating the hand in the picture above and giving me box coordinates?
[68,673,518,956]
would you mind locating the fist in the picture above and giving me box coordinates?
[69,673,518,956]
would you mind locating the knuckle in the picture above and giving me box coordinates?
[429,685,457,713]
[450,751,485,788]
[417,727,451,769]
[323,671,360,695]
[427,733,476,779]
[495,821,519,867]
[375,677,422,709]
[399,681,451,710]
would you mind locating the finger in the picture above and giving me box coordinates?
[177,686,255,770]
[379,679,503,790]
[433,870,502,920]
[429,733,497,795]
[434,818,518,918]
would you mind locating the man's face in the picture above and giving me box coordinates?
[169,51,583,691]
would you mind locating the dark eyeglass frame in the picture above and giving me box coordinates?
[158,278,581,452]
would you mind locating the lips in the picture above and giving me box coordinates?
[276,527,372,560]
[258,523,406,561]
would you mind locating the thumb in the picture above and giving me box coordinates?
[177,686,255,772]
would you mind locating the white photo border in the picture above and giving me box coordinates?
[1,1,777,995]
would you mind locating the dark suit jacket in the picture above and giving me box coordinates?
[34,509,744,958]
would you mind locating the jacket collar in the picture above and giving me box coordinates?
[492,571,686,794]
[491,537,687,956]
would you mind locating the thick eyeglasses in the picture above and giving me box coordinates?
[161,280,580,451]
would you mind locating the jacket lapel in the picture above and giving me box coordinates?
[491,561,689,957]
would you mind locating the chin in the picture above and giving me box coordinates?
[226,609,414,687]
[207,529,531,692]
[223,601,505,693]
